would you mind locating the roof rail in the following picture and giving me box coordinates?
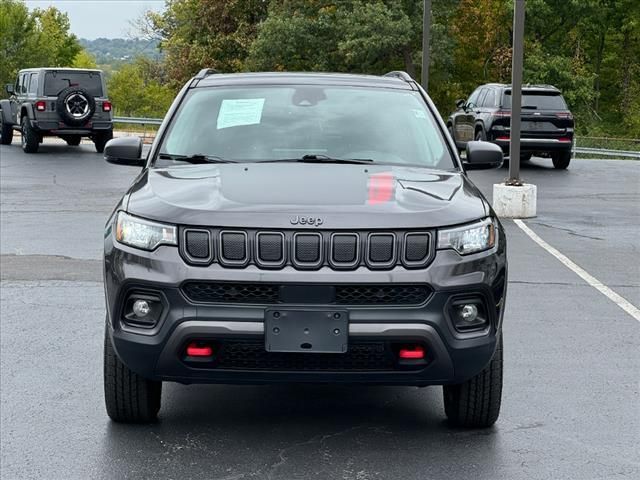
[383,71,414,82]
[195,68,219,79]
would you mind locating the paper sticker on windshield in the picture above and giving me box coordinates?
[413,109,427,119]
[217,98,265,129]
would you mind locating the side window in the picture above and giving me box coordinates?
[477,88,488,108]
[467,88,482,108]
[29,73,38,95]
[16,74,24,94]
[28,73,38,95]
[483,89,496,108]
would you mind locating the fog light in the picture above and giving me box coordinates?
[122,291,164,328]
[450,299,488,332]
[132,299,150,318]
[459,304,478,323]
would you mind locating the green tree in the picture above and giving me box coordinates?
[147,0,270,87]
[108,58,173,117]
[0,0,81,95]
[72,49,97,69]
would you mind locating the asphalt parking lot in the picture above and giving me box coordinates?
[1,142,638,479]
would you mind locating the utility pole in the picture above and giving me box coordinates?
[493,0,536,218]
[421,0,431,91]
[508,0,525,185]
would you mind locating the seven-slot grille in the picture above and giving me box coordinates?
[180,228,433,270]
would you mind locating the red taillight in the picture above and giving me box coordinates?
[556,112,573,120]
[496,136,510,141]
[186,342,213,357]
[102,101,112,112]
[558,137,572,143]
[494,110,511,118]
[398,345,425,360]
[35,101,46,112]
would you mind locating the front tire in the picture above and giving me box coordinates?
[104,325,162,423]
[0,116,13,145]
[443,335,503,428]
[94,129,113,153]
[552,150,571,169]
[21,116,39,153]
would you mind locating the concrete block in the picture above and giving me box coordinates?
[492,183,537,218]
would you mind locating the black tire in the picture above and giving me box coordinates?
[552,150,571,169]
[93,129,113,153]
[56,86,96,126]
[443,335,503,428]
[21,116,39,153]
[0,115,13,145]
[63,135,81,146]
[104,325,162,423]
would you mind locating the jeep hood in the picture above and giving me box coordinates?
[125,163,488,229]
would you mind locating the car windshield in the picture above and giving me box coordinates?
[43,71,103,97]
[157,85,455,169]
[502,92,567,110]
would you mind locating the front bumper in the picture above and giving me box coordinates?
[104,226,507,386]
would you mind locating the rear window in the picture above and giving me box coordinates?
[43,72,103,97]
[502,92,567,110]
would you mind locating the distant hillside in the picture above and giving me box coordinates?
[80,38,162,63]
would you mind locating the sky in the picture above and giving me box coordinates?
[25,0,165,39]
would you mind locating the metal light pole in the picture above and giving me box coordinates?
[508,0,525,185]
[421,0,432,91]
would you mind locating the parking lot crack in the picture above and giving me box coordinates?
[530,221,604,241]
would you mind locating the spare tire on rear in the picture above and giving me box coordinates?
[56,86,96,126]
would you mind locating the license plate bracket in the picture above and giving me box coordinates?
[265,309,348,353]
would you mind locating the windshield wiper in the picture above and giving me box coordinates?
[262,154,374,164]
[158,153,236,164]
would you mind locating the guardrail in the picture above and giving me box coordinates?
[113,116,163,126]
[573,147,640,159]
[111,116,640,158]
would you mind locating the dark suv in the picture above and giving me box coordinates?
[447,84,574,169]
[102,70,507,428]
[0,68,113,153]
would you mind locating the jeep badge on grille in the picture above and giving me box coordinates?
[290,216,324,227]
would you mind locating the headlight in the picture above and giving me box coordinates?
[437,218,496,255]
[115,212,177,251]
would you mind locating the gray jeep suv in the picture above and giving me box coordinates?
[102,70,507,428]
[0,68,113,153]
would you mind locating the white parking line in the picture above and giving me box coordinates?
[514,219,640,322]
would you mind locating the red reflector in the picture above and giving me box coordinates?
[35,101,46,112]
[399,345,425,359]
[496,136,510,141]
[186,342,213,357]
[558,137,572,142]
[102,101,112,112]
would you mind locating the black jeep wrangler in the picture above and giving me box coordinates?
[0,68,113,153]
[102,70,507,428]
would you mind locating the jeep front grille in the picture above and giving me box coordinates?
[180,227,434,271]
[181,282,431,306]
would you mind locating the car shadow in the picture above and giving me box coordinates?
[99,384,501,477]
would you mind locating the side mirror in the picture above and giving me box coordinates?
[5,84,15,94]
[104,136,145,167]
[464,141,503,170]
[455,98,465,109]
